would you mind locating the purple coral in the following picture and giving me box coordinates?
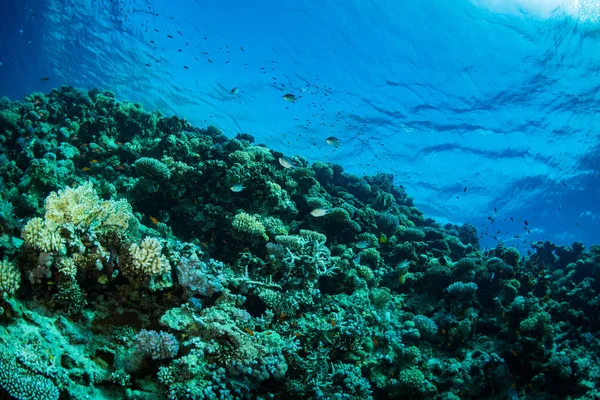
[176,255,224,298]
[133,329,179,360]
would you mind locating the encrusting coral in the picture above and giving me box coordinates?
[0,86,598,399]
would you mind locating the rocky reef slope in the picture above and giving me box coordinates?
[0,87,598,399]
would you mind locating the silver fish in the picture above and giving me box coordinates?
[283,94,296,103]
[310,207,331,217]
[326,136,340,147]
[355,240,369,249]
[230,184,246,192]
[279,156,296,169]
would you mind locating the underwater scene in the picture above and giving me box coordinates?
[0,0,600,399]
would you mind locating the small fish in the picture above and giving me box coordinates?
[283,93,296,103]
[310,207,331,217]
[82,167,91,172]
[231,87,240,95]
[355,240,369,249]
[230,183,246,192]
[397,260,410,270]
[326,136,340,147]
[41,77,49,82]
[0,61,3,67]
[183,66,189,69]
[149,216,159,224]
[278,156,296,169]
[379,234,387,244]
[90,159,99,164]
[464,187,467,192]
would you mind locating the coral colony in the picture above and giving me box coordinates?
[0,87,598,399]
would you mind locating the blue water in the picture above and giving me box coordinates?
[1,0,599,251]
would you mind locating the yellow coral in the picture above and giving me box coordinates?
[125,237,171,278]
[22,182,135,282]
[56,257,77,279]
[22,217,65,253]
[0,259,20,296]
[44,182,132,231]
[232,212,268,240]
[228,150,253,164]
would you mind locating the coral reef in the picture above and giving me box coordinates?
[0,86,598,399]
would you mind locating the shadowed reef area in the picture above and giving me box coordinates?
[0,86,598,399]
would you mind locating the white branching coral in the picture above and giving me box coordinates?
[22,181,134,254]
[0,259,20,297]
[21,181,136,285]
[44,181,132,232]
[125,237,171,279]
[22,218,66,253]
[55,257,77,279]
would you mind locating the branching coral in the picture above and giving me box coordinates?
[21,181,137,295]
[232,212,269,241]
[43,182,132,232]
[133,329,180,360]
[0,258,20,297]
[265,230,340,291]
[176,254,224,298]
[123,237,171,281]
[21,218,65,253]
